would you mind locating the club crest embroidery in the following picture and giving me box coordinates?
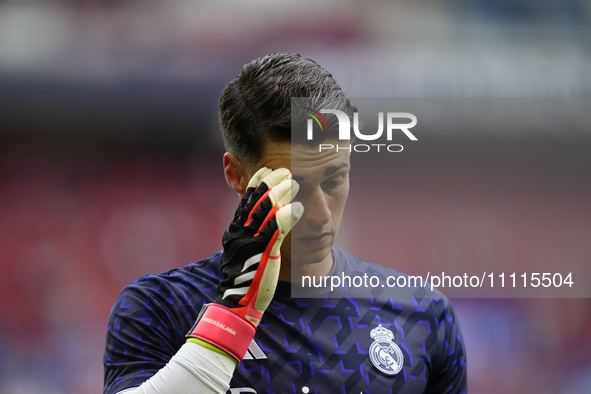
[369,324,404,375]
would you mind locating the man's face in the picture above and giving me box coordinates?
[250,140,350,268]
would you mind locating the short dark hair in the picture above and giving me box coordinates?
[219,53,356,168]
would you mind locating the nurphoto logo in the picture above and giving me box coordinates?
[303,107,417,153]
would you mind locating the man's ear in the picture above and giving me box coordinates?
[223,152,249,197]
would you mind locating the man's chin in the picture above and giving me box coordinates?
[289,244,333,271]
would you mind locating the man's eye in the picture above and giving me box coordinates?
[323,178,344,189]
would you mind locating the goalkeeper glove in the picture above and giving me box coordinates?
[186,167,303,361]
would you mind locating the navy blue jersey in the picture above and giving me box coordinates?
[104,247,467,394]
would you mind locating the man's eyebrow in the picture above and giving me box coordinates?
[324,163,350,176]
[292,163,350,183]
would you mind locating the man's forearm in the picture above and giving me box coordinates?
[115,342,237,394]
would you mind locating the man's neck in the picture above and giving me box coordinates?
[277,251,334,283]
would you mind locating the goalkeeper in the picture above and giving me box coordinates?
[103,53,467,394]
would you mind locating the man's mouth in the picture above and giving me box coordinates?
[297,233,331,248]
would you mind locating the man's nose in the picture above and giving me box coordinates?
[303,187,331,227]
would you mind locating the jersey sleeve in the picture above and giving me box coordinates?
[103,276,188,394]
[426,296,468,394]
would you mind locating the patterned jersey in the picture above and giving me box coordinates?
[103,246,467,394]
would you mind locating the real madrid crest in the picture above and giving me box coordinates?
[369,324,404,375]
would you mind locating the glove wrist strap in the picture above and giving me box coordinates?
[186,303,256,362]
